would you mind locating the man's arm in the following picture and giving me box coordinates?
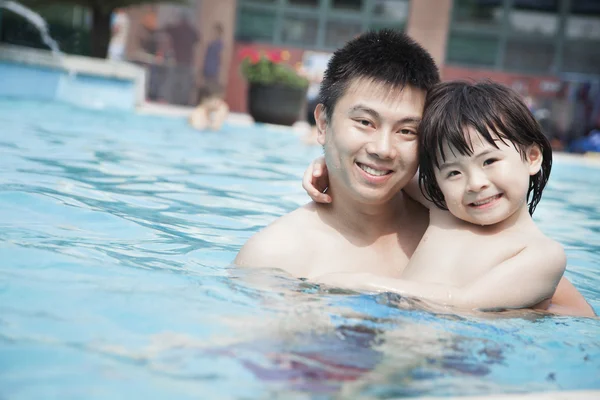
[549,277,596,317]
[317,241,567,312]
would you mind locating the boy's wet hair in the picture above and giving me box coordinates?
[318,29,440,121]
[418,81,553,216]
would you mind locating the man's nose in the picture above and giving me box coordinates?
[466,170,490,192]
[366,129,397,160]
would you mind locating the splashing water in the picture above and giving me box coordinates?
[0,0,61,55]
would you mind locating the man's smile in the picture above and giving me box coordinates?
[356,162,393,177]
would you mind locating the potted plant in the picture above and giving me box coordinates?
[240,47,309,126]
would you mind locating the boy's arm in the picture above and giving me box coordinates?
[317,241,566,311]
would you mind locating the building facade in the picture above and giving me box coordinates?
[226,0,599,140]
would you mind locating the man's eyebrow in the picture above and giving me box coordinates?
[348,105,380,119]
[397,117,421,125]
[348,106,421,125]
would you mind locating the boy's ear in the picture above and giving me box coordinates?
[527,144,543,175]
[314,104,327,146]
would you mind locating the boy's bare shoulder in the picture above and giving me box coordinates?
[233,204,322,273]
[527,236,566,268]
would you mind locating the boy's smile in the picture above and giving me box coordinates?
[435,128,542,227]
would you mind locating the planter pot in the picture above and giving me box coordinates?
[247,83,307,126]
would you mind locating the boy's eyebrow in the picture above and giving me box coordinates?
[438,160,458,170]
[473,149,496,158]
[438,149,497,170]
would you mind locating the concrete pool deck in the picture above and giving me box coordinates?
[415,391,600,400]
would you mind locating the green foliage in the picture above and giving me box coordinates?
[241,56,309,89]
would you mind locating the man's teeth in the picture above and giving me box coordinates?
[472,195,501,206]
[359,164,389,176]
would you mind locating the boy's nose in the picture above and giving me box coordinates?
[366,129,397,160]
[466,171,490,192]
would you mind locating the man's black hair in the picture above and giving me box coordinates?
[418,81,553,216]
[318,29,440,121]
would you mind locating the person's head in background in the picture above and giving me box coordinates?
[197,84,225,107]
[418,81,552,226]
[213,23,224,40]
[313,29,440,205]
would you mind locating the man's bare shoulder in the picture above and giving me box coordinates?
[233,204,324,273]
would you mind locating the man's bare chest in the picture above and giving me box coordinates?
[304,235,412,279]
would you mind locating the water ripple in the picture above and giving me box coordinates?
[0,100,598,399]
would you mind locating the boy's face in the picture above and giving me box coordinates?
[315,79,425,205]
[434,127,542,226]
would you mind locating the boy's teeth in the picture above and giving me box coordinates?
[359,164,389,176]
[473,195,500,206]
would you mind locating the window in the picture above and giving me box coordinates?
[281,14,319,46]
[325,19,362,48]
[236,6,276,41]
[504,39,555,72]
[236,0,407,49]
[509,0,559,37]
[287,0,320,7]
[562,41,600,75]
[453,0,504,31]
[331,0,363,12]
[563,0,600,73]
[446,33,499,67]
[372,0,409,20]
[566,0,600,41]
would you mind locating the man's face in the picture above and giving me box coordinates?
[316,79,426,205]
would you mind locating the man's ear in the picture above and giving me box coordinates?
[314,104,328,146]
[527,144,543,175]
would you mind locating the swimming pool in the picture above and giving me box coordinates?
[0,99,598,399]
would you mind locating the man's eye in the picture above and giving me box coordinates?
[400,128,416,135]
[358,119,372,127]
[483,158,498,166]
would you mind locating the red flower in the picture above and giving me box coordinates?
[239,47,260,63]
[266,50,282,63]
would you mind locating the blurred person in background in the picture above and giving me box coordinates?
[189,85,229,131]
[163,12,200,106]
[108,9,130,61]
[201,23,225,99]
[300,51,332,145]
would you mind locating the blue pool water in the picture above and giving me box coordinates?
[0,99,599,399]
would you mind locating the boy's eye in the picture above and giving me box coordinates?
[483,158,498,166]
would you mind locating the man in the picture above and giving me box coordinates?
[234,30,594,317]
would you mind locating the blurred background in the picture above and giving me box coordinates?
[1,0,599,150]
